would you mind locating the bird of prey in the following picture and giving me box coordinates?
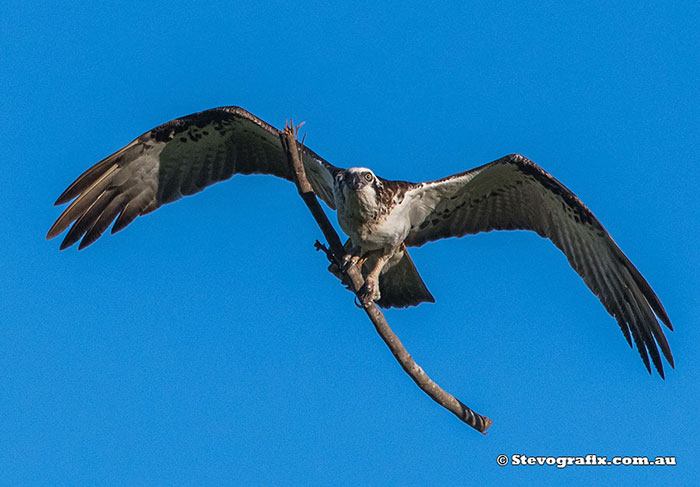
[47,106,674,377]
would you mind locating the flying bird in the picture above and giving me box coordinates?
[47,106,674,377]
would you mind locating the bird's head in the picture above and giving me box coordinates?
[340,167,379,192]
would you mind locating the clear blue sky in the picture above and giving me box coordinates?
[2,1,698,485]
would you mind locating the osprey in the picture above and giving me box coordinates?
[47,106,674,377]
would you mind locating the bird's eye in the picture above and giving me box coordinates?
[364,172,373,182]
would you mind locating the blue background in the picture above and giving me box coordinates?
[2,1,698,485]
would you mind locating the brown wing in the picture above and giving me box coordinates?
[404,153,673,377]
[47,106,340,250]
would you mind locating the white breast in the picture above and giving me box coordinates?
[335,186,412,252]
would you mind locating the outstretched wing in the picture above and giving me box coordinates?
[404,153,673,377]
[47,106,340,250]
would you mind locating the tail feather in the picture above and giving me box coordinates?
[373,244,435,309]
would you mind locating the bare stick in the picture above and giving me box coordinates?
[279,123,492,434]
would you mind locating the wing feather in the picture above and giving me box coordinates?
[53,143,133,205]
[48,164,119,240]
[48,106,341,249]
[111,190,151,234]
[405,153,673,376]
[78,193,130,250]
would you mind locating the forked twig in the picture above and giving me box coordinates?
[279,123,492,434]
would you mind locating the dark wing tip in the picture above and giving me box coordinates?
[657,365,666,380]
[53,185,80,207]
[46,220,65,241]
[77,237,95,251]
[54,195,69,206]
[658,308,673,331]
[666,351,675,369]
[58,237,74,251]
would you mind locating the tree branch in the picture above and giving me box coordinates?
[279,123,492,434]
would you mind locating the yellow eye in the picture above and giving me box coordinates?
[364,172,373,182]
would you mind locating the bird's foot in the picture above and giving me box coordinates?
[358,279,381,307]
[341,253,361,272]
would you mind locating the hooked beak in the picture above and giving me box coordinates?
[346,173,365,190]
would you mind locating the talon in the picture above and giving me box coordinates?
[342,253,360,272]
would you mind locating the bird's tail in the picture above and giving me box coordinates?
[368,244,435,309]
